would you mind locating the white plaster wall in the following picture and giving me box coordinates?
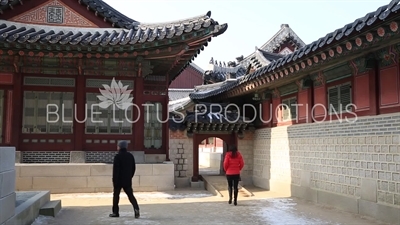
[199,152,222,168]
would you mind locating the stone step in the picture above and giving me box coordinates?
[39,200,62,217]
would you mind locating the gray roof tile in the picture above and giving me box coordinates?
[0,11,227,46]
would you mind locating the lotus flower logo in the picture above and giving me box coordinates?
[97,78,133,110]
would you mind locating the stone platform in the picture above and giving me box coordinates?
[0,147,16,225]
[16,163,174,193]
[4,191,50,225]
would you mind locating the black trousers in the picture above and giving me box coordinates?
[226,174,240,200]
[112,184,139,214]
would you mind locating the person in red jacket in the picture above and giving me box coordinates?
[223,145,244,206]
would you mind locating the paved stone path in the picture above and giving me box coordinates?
[31,189,389,225]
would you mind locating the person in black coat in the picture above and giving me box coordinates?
[109,140,140,218]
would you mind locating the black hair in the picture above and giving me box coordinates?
[229,145,238,158]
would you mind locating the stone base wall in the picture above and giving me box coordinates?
[169,130,193,185]
[253,113,400,224]
[0,147,16,225]
[15,163,174,193]
[237,132,254,186]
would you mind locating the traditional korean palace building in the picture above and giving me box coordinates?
[1,0,400,222]
[168,1,400,223]
[0,0,227,162]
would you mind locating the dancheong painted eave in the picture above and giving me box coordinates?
[190,0,400,100]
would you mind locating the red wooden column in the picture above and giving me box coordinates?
[261,98,272,127]
[164,73,170,160]
[192,134,199,182]
[312,72,327,122]
[271,97,281,127]
[74,75,85,151]
[133,77,144,150]
[0,73,13,146]
[297,88,312,124]
[10,73,22,148]
[369,68,379,115]
[164,94,170,160]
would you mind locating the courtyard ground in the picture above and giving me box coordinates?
[31,188,390,225]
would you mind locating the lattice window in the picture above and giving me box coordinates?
[143,101,163,149]
[282,97,297,121]
[24,77,75,87]
[85,93,132,134]
[86,78,134,89]
[22,91,74,134]
[0,90,3,143]
[328,82,352,114]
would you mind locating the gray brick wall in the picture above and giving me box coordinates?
[253,113,400,207]
[169,139,193,178]
[22,151,70,163]
[85,151,116,163]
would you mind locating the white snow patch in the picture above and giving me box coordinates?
[256,198,341,225]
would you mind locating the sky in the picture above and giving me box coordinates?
[104,0,390,70]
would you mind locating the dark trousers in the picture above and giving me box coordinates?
[226,174,240,201]
[112,184,139,214]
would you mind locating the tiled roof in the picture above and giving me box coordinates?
[168,89,196,113]
[199,24,301,86]
[198,48,283,89]
[168,97,193,113]
[244,48,284,70]
[169,89,194,101]
[190,0,400,100]
[0,11,227,46]
[203,60,248,83]
[258,49,284,61]
[260,24,305,53]
[80,0,137,29]
[169,102,252,132]
[236,24,305,70]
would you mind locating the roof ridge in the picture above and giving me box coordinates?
[259,24,306,51]
[97,0,136,23]
[254,49,271,65]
